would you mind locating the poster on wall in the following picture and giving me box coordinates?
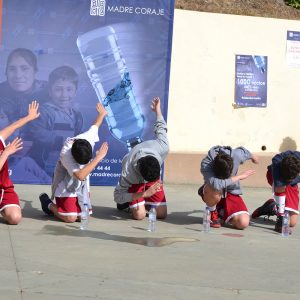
[286,30,300,67]
[0,0,175,185]
[234,54,268,108]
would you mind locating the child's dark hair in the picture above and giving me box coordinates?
[71,139,92,164]
[280,154,300,182]
[6,48,38,74]
[138,156,160,182]
[48,65,78,89]
[212,152,233,179]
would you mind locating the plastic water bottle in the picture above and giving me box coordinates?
[252,55,266,73]
[77,26,144,150]
[203,207,210,233]
[281,210,290,237]
[80,203,89,230]
[148,206,157,232]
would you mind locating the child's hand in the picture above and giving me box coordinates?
[95,142,108,161]
[151,97,162,115]
[27,101,40,121]
[143,181,161,198]
[96,103,108,117]
[238,169,256,180]
[251,155,259,164]
[93,103,108,128]
[3,137,23,156]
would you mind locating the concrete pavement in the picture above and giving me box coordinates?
[0,184,299,300]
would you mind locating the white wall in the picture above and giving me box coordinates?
[168,10,300,153]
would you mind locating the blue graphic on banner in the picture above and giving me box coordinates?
[286,31,300,67]
[287,30,300,41]
[0,0,175,185]
[235,54,268,107]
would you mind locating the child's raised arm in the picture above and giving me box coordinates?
[0,137,23,171]
[0,101,40,141]
[93,102,107,128]
[151,96,163,118]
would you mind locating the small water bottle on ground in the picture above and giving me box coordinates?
[148,206,157,232]
[203,207,210,233]
[80,203,89,230]
[282,210,290,237]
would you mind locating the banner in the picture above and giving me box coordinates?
[235,54,268,108]
[0,0,175,185]
[286,30,300,67]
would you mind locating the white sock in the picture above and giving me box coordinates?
[274,192,285,215]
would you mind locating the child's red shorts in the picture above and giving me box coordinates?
[128,181,166,209]
[0,186,20,212]
[216,192,249,224]
[266,170,299,214]
[55,197,92,216]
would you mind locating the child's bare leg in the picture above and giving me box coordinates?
[202,184,222,207]
[1,206,22,225]
[49,203,77,223]
[289,212,298,228]
[156,205,167,219]
[229,213,250,230]
[131,205,147,220]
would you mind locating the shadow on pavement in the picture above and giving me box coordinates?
[20,199,49,221]
[162,210,202,225]
[92,206,204,225]
[89,205,132,221]
[249,216,279,233]
[40,224,200,247]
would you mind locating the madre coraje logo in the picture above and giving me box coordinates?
[90,0,164,16]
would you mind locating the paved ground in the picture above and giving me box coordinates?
[0,183,299,300]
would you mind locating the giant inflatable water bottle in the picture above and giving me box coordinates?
[77,26,144,150]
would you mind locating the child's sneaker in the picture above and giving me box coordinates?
[117,202,130,213]
[39,193,53,216]
[251,199,277,219]
[210,209,221,228]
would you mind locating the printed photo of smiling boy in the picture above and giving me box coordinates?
[28,66,83,177]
